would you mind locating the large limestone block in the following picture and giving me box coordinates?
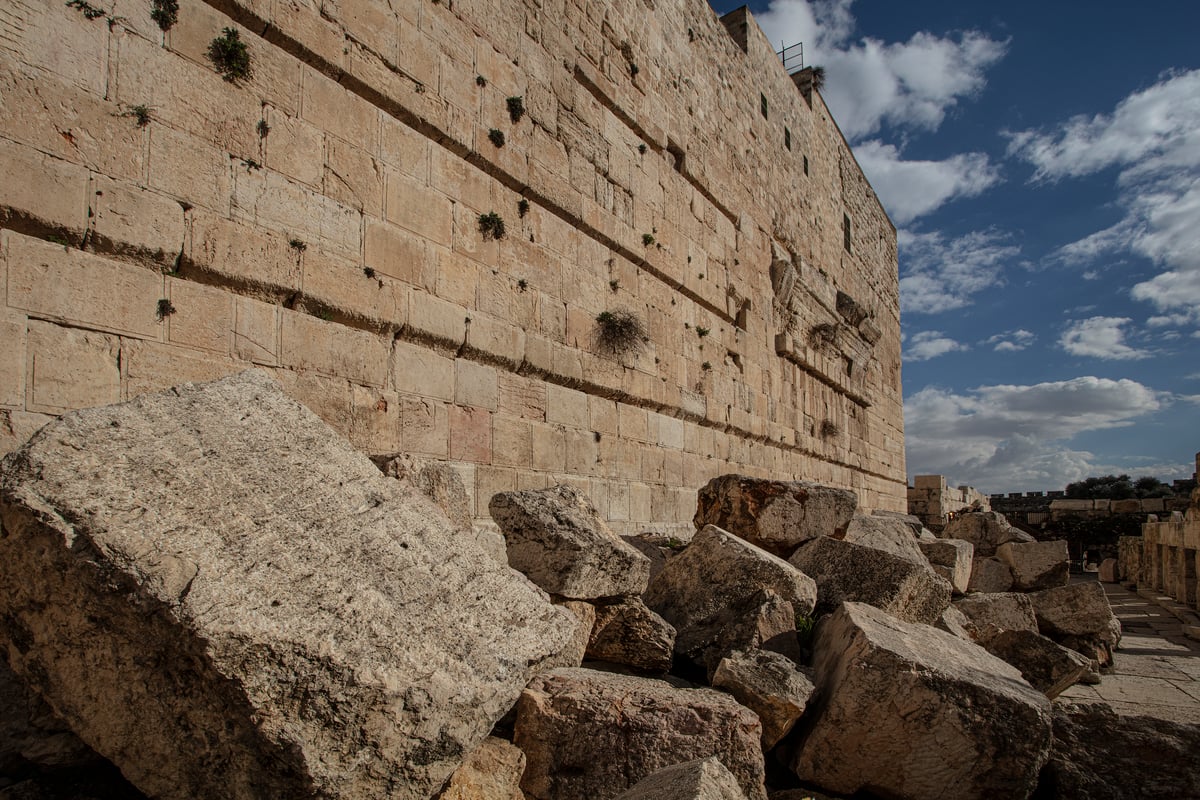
[967,557,1014,593]
[790,603,1052,800]
[843,514,930,567]
[376,453,472,531]
[919,538,974,594]
[712,649,815,748]
[515,668,766,800]
[644,526,816,668]
[1028,582,1122,667]
[436,737,525,800]
[995,540,1069,592]
[953,593,1039,643]
[693,475,856,557]
[0,370,577,800]
[981,629,1092,699]
[586,598,675,673]
[788,536,951,624]
[1098,558,1118,583]
[611,757,749,800]
[942,512,1032,557]
[489,485,650,599]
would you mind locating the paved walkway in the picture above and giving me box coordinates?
[1060,577,1200,724]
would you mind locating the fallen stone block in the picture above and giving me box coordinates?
[919,538,974,594]
[870,509,924,535]
[712,649,815,749]
[789,602,1052,800]
[954,593,1039,643]
[515,668,766,800]
[489,485,651,599]
[1028,582,1122,667]
[981,629,1093,699]
[376,453,472,531]
[0,657,104,776]
[936,605,977,641]
[1040,702,1200,800]
[843,514,931,567]
[703,589,804,677]
[554,599,597,668]
[693,475,856,557]
[436,737,526,800]
[586,598,676,673]
[1098,558,1118,583]
[995,540,1069,592]
[0,370,577,800]
[942,512,1032,557]
[788,536,951,624]
[611,757,748,800]
[967,556,1014,593]
[621,531,690,583]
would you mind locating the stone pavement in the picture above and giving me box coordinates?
[1060,577,1200,724]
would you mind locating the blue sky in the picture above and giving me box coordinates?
[708,0,1200,493]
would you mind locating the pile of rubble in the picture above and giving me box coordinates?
[1,372,1197,800]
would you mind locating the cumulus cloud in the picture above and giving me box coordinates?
[904,377,1169,491]
[1059,316,1150,360]
[904,331,968,361]
[852,141,1000,224]
[898,229,1019,314]
[985,329,1035,352]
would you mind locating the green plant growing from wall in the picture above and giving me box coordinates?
[506,96,525,123]
[478,211,506,240]
[642,233,654,246]
[517,278,528,291]
[638,143,647,155]
[363,266,376,279]
[257,119,270,138]
[609,279,620,292]
[475,75,487,87]
[289,238,306,252]
[150,0,178,30]
[810,65,826,91]
[124,104,152,127]
[695,326,710,338]
[594,309,647,357]
[66,0,105,20]
[517,199,530,218]
[207,28,252,83]
[820,419,839,439]
[487,128,505,147]
[156,298,176,320]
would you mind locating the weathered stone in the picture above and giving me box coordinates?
[1040,702,1200,800]
[953,593,1039,644]
[0,658,99,775]
[586,598,675,673]
[790,602,1052,800]
[644,525,816,669]
[1028,582,1122,667]
[995,540,1069,592]
[0,371,577,800]
[693,475,857,557]
[376,453,472,531]
[843,514,930,567]
[936,605,977,641]
[981,629,1092,699]
[436,737,525,800]
[621,531,690,584]
[788,536,951,624]
[1098,558,1119,583]
[703,589,803,677]
[870,509,924,535]
[489,485,651,599]
[712,650,815,749]
[941,512,1033,557]
[967,557,1014,593]
[919,538,974,594]
[553,599,596,669]
[515,668,766,800]
[611,757,748,800]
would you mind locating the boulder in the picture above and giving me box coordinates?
[712,650,815,749]
[376,453,472,531]
[554,600,597,668]
[0,370,577,800]
[967,557,1014,593]
[701,589,804,677]
[693,476,856,557]
[995,540,1069,592]
[586,598,676,673]
[1039,702,1200,800]
[942,512,1032,557]
[1028,582,1122,667]
[981,629,1093,699]
[611,757,748,800]
[789,603,1052,800]
[436,737,526,800]
[489,485,651,599]
[1098,558,1119,583]
[644,526,816,670]
[919,539,974,594]
[953,593,1039,643]
[621,532,690,583]
[1,658,98,775]
[936,605,977,641]
[843,515,930,567]
[869,510,924,535]
[514,668,766,800]
[788,536,951,624]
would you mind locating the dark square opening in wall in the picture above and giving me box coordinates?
[784,127,791,150]
[843,213,852,253]
[760,93,768,119]
[803,154,809,175]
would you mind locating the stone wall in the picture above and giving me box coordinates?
[907,475,989,531]
[0,0,904,532]
[1126,452,1200,610]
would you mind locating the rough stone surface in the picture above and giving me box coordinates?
[1098,558,1119,583]
[435,737,525,800]
[1029,582,1122,667]
[610,757,749,800]
[553,600,596,669]
[967,557,1014,593]
[918,538,974,594]
[936,605,977,641]
[701,589,803,677]
[376,453,472,531]
[790,602,1052,800]
[644,525,816,669]
[0,658,97,775]
[953,592,1040,644]
[995,540,1069,592]
[843,514,930,567]
[870,510,924,535]
[788,536,952,624]
[941,512,1033,557]
[693,476,857,557]
[586,598,676,673]
[514,668,766,800]
[620,532,689,584]
[489,485,651,600]
[1039,702,1200,800]
[0,371,577,800]
[712,650,815,749]
[981,629,1092,699]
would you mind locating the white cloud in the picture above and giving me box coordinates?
[904,331,968,361]
[905,377,1168,491]
[898,229,1019,314]
[1059,316,1150,360]
[985,329,1035,352]
[852,141,1000,224]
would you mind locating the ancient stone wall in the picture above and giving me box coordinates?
[0,0,904,532]
[907,474,989,531]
